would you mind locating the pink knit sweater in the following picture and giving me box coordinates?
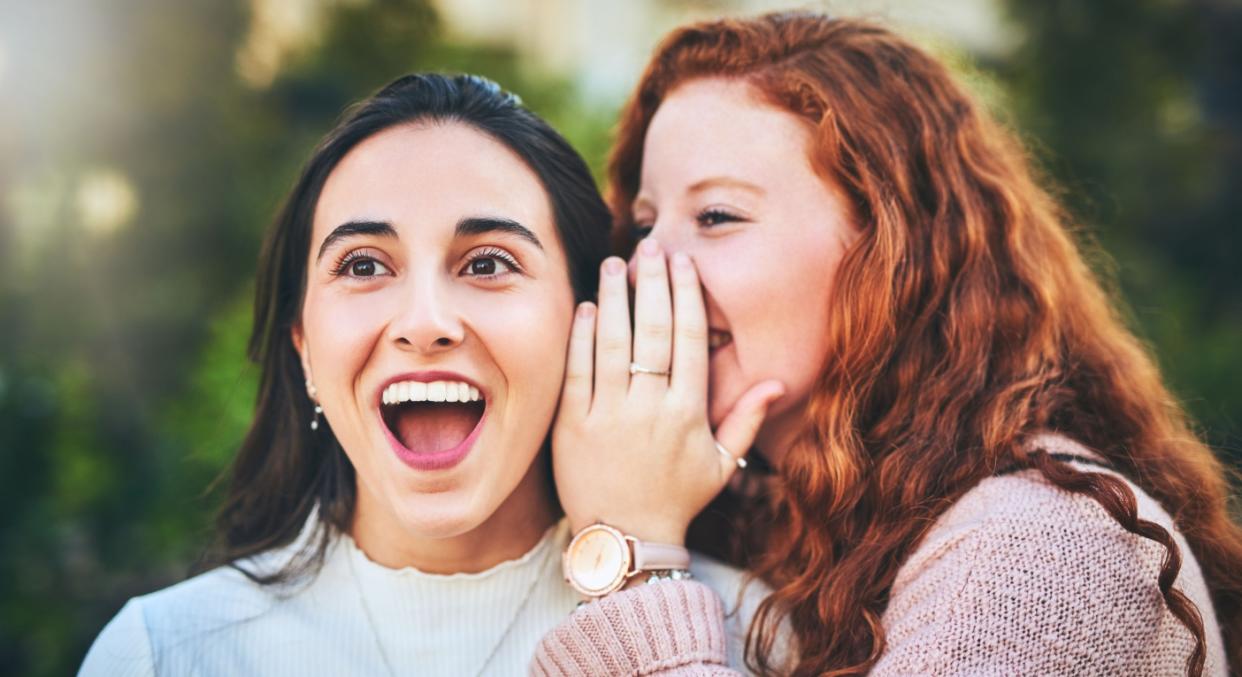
[532,436,1228,675]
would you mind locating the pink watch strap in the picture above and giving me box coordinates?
[631,541,691,571]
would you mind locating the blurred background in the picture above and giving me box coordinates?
[1,0,1239,674]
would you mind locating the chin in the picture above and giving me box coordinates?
[392,491,487,540]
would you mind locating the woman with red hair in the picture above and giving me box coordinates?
[536,12,1241,676]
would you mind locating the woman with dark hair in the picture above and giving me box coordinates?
[79,73,760,675]
[537,13,1242,676]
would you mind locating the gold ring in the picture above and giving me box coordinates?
[629,362,670,377]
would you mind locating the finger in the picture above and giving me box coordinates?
[559,302,596,420]
[629,239,673,396]
[668,252,708,401]
[593,257,632,406]
[713,380,786,473]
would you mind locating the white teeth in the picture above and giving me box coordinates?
[427,382,446,402]
[382,380,483,405]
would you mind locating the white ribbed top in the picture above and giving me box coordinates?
[79,518,760,676]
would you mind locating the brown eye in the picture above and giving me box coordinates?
[460,247,521,279]
[470,259,497,276]
[332,251,391,278]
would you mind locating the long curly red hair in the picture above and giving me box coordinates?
[608,13,1242,676]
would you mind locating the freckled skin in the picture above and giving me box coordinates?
[293,123,573,573]
[634,78,858,461]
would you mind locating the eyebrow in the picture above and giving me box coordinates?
[633,176,767,213]
[687,176,766,196]
[316,220,397,262]
[315,216,544,262]
[455,216,543,250]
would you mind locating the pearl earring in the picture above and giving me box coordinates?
[306,379,323,431]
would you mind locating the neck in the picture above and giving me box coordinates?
[350,455,559,574]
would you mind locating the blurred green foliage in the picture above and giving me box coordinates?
[0,0,1237,675]
[996,0,1242,453]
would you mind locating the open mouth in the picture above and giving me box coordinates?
[380,379,486,465]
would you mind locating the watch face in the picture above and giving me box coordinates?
[566,527,629,594]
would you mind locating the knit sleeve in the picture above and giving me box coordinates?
[870,474,1215,676]
[78,598,157,677]
[530,580,739,676]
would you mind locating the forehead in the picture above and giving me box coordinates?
[641,77,817,187]
[314,121,555,241]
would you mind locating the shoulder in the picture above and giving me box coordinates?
[897,463,1149,585]
[78,523,338,677]
[879,447,1223,675]
[79,565,275,677]
[895,431,1198,590]
[137,562,280,637]
[79,597,154,677]
[899,456,1176,588]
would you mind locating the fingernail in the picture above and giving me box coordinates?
[639,238,661,257]
[672,252,691,269]
[604,257,625,275]
[577,302,596,319]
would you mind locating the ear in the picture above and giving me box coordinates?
[292,323,312,383]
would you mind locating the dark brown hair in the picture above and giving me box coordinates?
[609,13,1242,676]
[202,73,610,584]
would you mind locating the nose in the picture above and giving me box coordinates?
[388,274,466,355]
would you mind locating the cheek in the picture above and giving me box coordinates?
[702,235,839,397]
[756,248,835,362]
[302,289,390,374]
[463,290,573,415]
[701,238,817,357]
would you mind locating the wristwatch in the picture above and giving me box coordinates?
[562,523,691,598]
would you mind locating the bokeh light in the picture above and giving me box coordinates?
[236,0,324,88]
[74,169,138,236]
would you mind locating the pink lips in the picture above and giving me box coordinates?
[377,371,487,472]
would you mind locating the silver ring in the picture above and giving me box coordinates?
[714,440,747,470]
[629,362,670,377]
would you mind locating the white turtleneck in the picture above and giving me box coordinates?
[78,519,762,675]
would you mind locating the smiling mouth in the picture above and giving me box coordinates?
[380,380,486,455]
